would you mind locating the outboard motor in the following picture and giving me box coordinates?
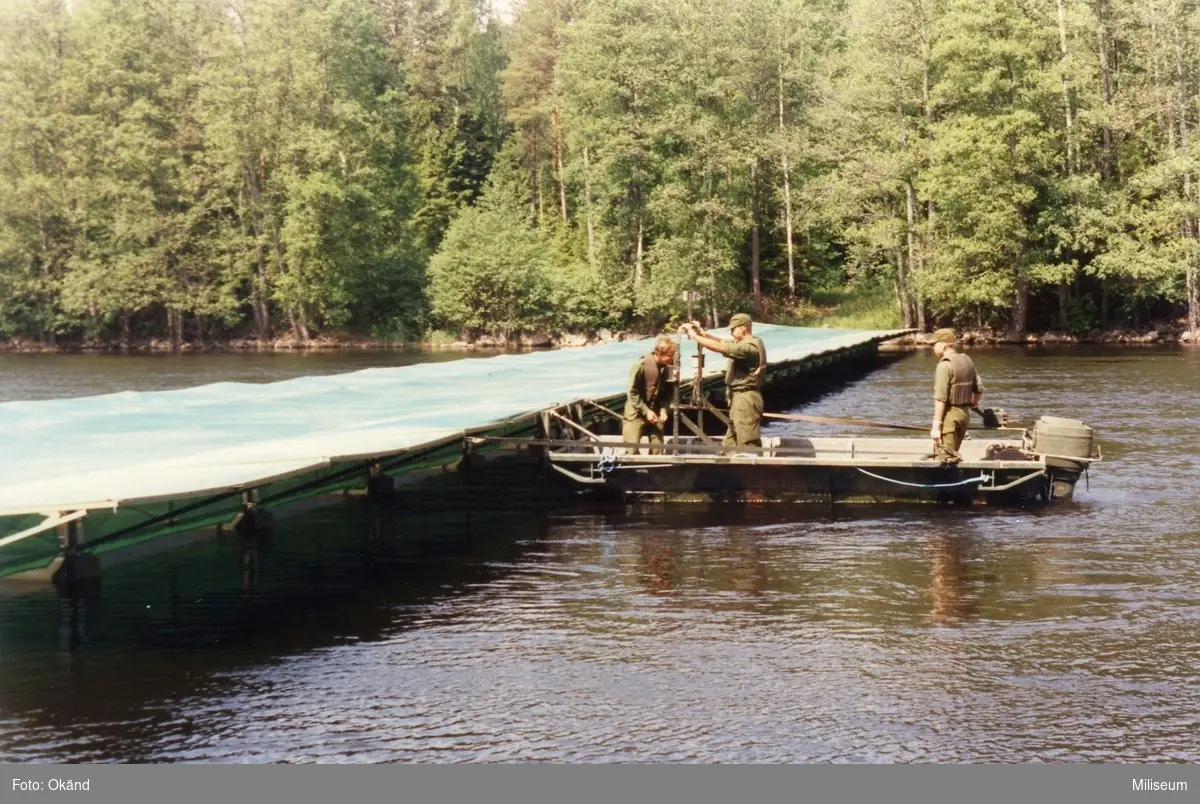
[1027,415,1098,501]
[1029,416,1096,461]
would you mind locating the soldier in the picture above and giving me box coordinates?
[681,313,767,448]
[623,335,678,453]
[930,328,984,462]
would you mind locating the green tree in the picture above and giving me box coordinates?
[0,0,78,343]
[921,0,1061,336]
[428,149,556,338]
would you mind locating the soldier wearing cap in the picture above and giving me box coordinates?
[930,328,984,462]
[680,313,767,447]
[623,335,678,454]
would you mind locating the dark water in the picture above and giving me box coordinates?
[1,346,1198,763]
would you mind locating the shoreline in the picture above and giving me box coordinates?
[890,327,1198,347]
[1,325,1196,354]
[0,328,648,354]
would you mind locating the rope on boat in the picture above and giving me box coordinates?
[855,468,992,489]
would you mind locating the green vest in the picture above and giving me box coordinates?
[942,352,978,406]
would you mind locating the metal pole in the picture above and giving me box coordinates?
[672,335,681,445]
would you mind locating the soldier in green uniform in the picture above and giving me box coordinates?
[623,335,678,453]
[681,313,767,448]
[930,328,984,462]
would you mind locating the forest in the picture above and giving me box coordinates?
[1,0,1199,347]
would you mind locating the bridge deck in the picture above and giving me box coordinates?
[0,326,907,577]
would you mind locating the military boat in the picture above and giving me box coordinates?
[473,406,1100,507]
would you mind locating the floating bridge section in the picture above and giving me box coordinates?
[0,325,908,580]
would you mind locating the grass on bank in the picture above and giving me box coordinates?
[774,283,903,330]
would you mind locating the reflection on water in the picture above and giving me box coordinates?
[638,523,767,599]
[928,530,979,625]
[640,532,682,595]
[0,345,1198,763]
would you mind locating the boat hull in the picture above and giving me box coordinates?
[547,435,1087,507]
[580,461,1077,506]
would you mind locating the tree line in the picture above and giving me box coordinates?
[1,0,1198,347]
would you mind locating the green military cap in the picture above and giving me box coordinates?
[728,312,752,330]
[930,328,957,344]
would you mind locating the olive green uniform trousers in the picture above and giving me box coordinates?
[936,404,971,460]
[623,417,665,454]
[723,389,764,448]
